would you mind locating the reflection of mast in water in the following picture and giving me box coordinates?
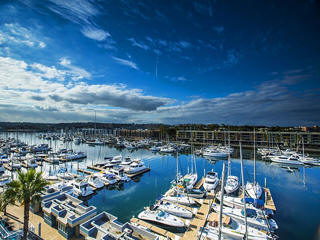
[303,166,306,189]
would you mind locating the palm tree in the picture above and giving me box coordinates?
[4,169,49,240]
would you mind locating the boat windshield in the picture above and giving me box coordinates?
[158,211,165,217]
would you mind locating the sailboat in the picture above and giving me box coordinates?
[162,152,196,206]
[246,129,262,199]
[224,132,240,194]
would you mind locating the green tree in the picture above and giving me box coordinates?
[4,169,49,240]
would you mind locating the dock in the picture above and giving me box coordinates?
[77,169,93,175]
[130,218,178,240]
[194,177,205,189]
[264,187,276,211]
[87,165,104,172]
[181,192,215,240]
[126,168,150,178]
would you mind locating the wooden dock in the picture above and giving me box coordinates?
[87,165,103,172]
[264,187,276,211]
[194,177,205,189]
[77,169,93,175]
[126,168,150,178]
[130,218,178,240]
[181,192,215,240]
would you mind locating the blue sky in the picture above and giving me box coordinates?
[0,0,319,125]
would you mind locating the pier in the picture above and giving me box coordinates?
[194,177,205,189]
[181,192,215,240]
[264,187,276,211]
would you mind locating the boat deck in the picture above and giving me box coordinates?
[194,177,205,189]
[264,187,276,211]
[130,217,178,239]
[181,192,215,240]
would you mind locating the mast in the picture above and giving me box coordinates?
[176,151,179,196]
[240,142,248,240]
[227,131,231,177]
[218,162,226,240]
[253,128,256,184]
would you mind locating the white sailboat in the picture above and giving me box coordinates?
[246,129,262,199]
[224,132,240,194]
[157,201,193,218]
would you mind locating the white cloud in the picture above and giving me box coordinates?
[128,38,149,50]
[0,23,46,49]
[0,56,172,123]
[81,26,110,41]
[112,57,139,70]
[59,57,91,80]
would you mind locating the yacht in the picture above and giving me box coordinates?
[110,155,122,165]
[159,145,175,153]
[269,154,304,165]
[126,162,148,174]
[70,178,94,197]
[205,217,271,240]
[246,182,262,199]
[102,173,119,185]
[57,168,74,180]
[0,175,12,187]
[203,148,228,158]
[25,158,38,168]
[73,137,81,144]
[203,171,219,191]
[162,194,195,206]
[109,167,130,182]
[0,160,5,174]
[213,204,278,232]
[138,209,185,228]
[120,156,132,165]
[224,175,240,194]
[157,201,193,218]
[87,174,104,189]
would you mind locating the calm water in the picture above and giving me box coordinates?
[2,132,320,240]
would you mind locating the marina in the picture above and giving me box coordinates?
[0,132,319,239]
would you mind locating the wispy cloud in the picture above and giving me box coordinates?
[128,38,149,50]
[81,26,110,41]
[112,57,139,70]
[0,23,46,49]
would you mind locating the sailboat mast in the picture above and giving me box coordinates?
[253,128,256,184]
[227,131,231,177]
[218,162,226,240]
[240,141,248,240]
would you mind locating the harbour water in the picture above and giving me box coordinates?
[2,132,320,240]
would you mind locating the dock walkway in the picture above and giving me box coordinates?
[194,177,205,189]
[181,192,215,240]
[264,187,276,211]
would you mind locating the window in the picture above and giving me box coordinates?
[58,222,65,232]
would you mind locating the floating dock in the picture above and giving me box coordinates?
[194,177,205,189]
[126,167,150,178]
[264,187,276,211]
[181,192,215,240]
[87,165,104,172]
[77,168,93,175]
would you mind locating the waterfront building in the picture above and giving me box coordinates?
[80,212,159,240]
[41,193,97,239]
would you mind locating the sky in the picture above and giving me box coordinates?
[0,0,319,126]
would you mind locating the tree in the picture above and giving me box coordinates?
[0,190,16,216]
[4,169,49,240]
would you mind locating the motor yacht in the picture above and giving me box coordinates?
[138,209,185,228]
[203,171,219,191]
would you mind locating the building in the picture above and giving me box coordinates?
[80,212,159,240]
[41,192,97,239]
[176,130,320,149]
